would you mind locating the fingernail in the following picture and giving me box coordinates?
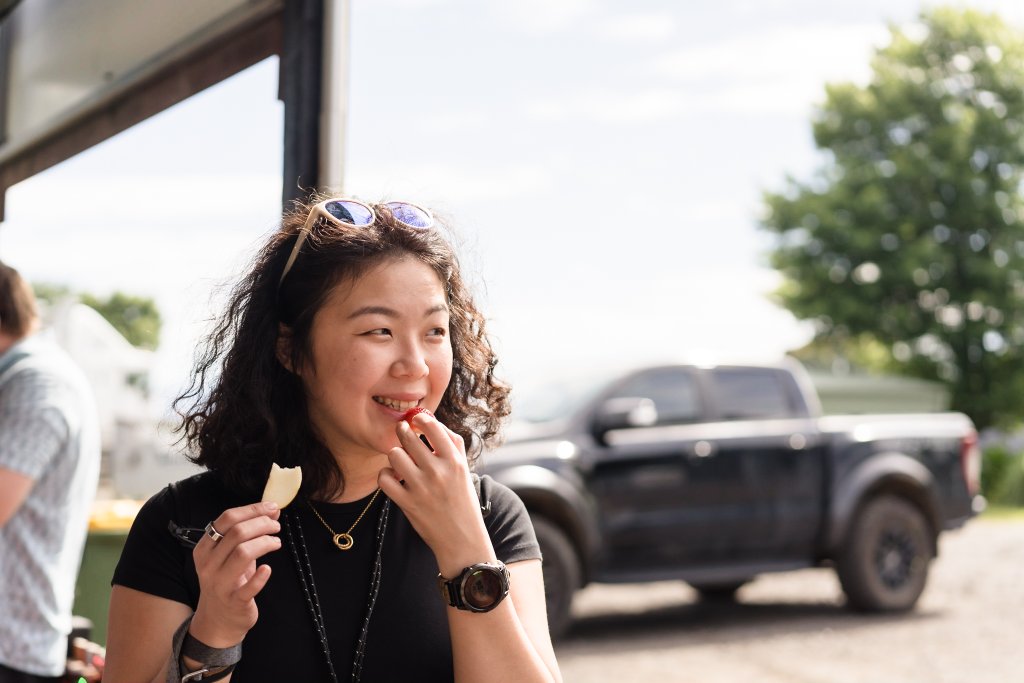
[264,502,279,511]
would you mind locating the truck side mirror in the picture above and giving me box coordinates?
[592,397,658,439]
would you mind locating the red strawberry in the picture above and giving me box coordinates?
[403,406,432,426]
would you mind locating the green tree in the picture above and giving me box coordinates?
[80,292,162,350]
[33,284,162,350]
[762,7,1024,429]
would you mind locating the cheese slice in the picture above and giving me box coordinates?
[261,463,302,508]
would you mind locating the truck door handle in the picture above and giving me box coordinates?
[691,440,715,458]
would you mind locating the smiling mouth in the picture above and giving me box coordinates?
[373,396,420,411]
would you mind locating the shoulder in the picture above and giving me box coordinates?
[477,474,527,514]
[140,471,242,526]
[0,337,92,403]
[477,475,541,563]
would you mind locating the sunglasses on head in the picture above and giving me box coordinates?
[278,198,433,285]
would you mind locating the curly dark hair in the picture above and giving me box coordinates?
[174,193,511,500]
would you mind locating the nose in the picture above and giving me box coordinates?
[391,339,429,378]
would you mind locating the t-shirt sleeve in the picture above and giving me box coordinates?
[112,483,200,609]
[0,368,68,479]
[480,475,542,564]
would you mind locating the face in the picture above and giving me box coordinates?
[295,256,453,463]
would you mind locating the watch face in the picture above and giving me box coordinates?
[464,567,503,609]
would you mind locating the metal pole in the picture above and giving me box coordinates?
[281,0,323,207]
[319,0,349,193]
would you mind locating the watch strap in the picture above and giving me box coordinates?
[181,665,235,682]
[167,615,243,683]
[181,631,242,668]
[439,575,462,609]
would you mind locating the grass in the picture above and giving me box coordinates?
[981,505,1024,521]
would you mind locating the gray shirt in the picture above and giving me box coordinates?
[0,334,100,676]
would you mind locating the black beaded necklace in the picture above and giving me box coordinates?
[281,495,391,683]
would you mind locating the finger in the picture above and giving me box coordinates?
[396,421,434,461]
[378,467,407,501]
[408,412,458,459]
[234,563,273,602]
[198,513,281,570]
[196,502,280,554]
[439,424,466,456]
[218,502,281,528]
[225,514,282,543]
[220,535,283,581]
[386,445,422,485]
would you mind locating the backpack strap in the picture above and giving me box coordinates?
[0,349,30,383]
[472,473,491,518]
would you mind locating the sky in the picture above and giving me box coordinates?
[2,0,1024,418]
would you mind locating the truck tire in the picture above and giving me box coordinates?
[836,494,932,612]
[532,516,580,640]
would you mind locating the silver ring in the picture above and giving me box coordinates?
[204,521,225,544]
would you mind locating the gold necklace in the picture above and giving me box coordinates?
[308,488,382,551]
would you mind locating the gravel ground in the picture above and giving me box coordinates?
[553,517,1023,683]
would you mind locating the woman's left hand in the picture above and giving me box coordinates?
[377,411,496,576]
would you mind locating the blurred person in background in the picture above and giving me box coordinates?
[0,260,101,683]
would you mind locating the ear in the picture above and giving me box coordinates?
[276,323,296,373]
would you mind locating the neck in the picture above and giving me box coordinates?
[330,452,388,503]
[0,332,24,356]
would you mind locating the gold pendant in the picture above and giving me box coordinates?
[333,533,354,550]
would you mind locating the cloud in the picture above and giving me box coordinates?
[4,172,281,229]
[595,12,677,43]
[526,88,691,123]
[346,162,556,205]
[491,0,595,34]
[654,24,887,87]
[523,23,892,124]
[413,109,491,134]
[372,0,455,8]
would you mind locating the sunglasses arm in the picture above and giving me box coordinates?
[278,208,321,284]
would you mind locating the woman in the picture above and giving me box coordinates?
[105,195,561,683]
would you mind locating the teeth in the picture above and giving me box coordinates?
[374,396,418,411]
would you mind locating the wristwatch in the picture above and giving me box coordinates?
[437,561,510,612]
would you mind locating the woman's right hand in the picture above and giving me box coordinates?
[188,501,282,646]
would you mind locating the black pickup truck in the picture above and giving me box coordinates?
[479,360,982,638]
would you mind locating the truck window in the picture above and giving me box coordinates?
[710,368,794,419]
[611,368,702,424]
[513,374,614,423]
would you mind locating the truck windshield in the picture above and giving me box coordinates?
[512,374,614,423]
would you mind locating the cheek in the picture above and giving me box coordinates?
[433,348,455,388]
[305,348,365,397]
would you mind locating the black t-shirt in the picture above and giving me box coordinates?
[112,472,541,682]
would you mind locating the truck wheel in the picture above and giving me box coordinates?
[690,580,748,602]
[837,495,932,612]
[532,516,580,640]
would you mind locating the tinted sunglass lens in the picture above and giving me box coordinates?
[324,200,373,226]
[385,202,432,229]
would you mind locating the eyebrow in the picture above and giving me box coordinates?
[347,304,449,320]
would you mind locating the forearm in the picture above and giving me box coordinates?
[443,557,561,683]
[0,467,35,527]
[174,613,243,683]
[449,600,561,683]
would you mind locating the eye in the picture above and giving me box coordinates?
[428,327,447,338]
[364,328,392,337]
